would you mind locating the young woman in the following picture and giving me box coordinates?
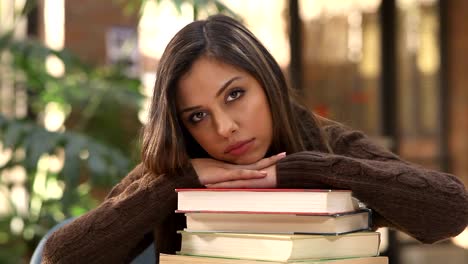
[42,15,468,263]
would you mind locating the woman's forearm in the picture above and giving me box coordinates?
[276,123,467,243]
[276,150,467,243]
[42,164,202,263]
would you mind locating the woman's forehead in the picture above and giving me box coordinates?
[178,58,244,92]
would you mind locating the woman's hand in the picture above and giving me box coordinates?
[206,162,277,188]
[191,152,285,188]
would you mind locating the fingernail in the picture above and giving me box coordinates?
[260,171,268,176]
[277,152,286,158]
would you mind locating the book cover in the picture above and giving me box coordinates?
[161,254,389,264]
[180,209,372,235]
[178,231,381,262]
[176,188,357,214]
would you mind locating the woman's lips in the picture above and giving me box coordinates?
[225,139,255,156]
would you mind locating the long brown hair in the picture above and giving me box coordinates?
[142,15,329,176]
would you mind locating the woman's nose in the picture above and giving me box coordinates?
[214,111,238,138]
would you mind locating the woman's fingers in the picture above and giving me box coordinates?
[192,155,283,186]
[203,169,267,185]
[240,152,286,170]
[206,180,252,188]
[206,164,277,188]
[206,177,272,189]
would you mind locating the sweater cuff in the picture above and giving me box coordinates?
[276,151,337,189]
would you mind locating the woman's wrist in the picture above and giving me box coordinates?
[275,151,334,189]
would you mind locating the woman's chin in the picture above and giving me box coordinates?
[228,153,265,165]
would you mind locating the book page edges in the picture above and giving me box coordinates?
[178,231,380,240]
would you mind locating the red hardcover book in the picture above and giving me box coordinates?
[176,189,358,214]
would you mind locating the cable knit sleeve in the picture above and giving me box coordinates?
[41,163,203,264]
[276,124,468,244]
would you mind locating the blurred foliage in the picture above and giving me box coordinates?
[0,9,142,264]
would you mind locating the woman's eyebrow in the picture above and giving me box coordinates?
[179,76,243,114]
[215,76,242,97]
[180,105,201,114]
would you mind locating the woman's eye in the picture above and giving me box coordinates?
[226,89,245,102]
[189,112,207,123]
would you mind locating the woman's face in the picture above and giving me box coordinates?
[176,57,273,165]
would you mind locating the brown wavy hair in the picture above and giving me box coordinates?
[141,15,329,176]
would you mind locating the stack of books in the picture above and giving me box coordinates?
[171,189,387,264]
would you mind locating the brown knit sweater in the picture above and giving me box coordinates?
[42,112,468,264]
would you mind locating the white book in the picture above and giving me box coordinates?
[178,231,381,262]
[162,254,389,264]
[182,210,371,235]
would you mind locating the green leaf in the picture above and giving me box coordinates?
[0,31,14,51]
[23,129,59,170]
[87,144,109,178]
[3,122,26,149]
[62,133,87,187]
[20,0,38,17]
[70,205,88,217]
[213,0,241,20]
